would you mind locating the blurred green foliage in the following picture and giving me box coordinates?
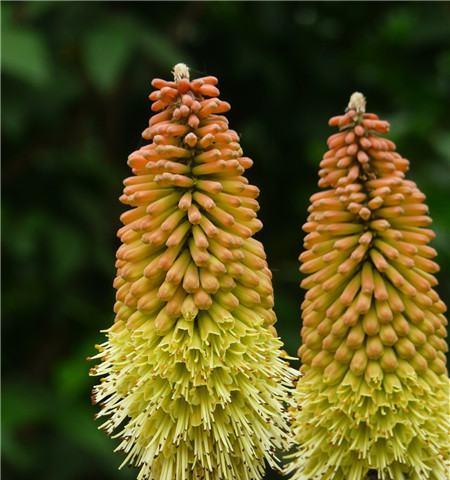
[2,2,450,479]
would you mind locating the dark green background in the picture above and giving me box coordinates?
[2,2,450,479]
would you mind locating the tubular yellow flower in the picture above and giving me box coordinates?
[90,64,296,480]
[287,92,449,480]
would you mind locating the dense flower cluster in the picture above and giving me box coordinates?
[91,64,295,480]
[287,93,449,480]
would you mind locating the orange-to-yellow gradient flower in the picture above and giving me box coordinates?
[287,93,449,480]
[90,64,296,480]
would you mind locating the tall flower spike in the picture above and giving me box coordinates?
[287,93,449,480]
[91,64,296,480]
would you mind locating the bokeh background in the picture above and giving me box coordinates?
[2,2,450,479]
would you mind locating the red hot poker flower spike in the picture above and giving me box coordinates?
[91,64,296,480]
[287,92,449,480]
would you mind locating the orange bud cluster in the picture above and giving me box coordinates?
[288,93,449,480]
[115,65,275,333]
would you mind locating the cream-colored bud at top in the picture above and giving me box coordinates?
[347,91,366,113]
[172,62,190,81]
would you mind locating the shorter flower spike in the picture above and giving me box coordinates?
[91,64,297,480]
[287,93,450,480]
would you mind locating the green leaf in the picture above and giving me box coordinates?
[83,19,136,92]
[53,341,93,398]
[1,28,50,87]
[433,131,450,165]
[2,382,50,430]
[24,1,58,20]
[140,29,185,68]
[382,9,416,44]
[47,223,85,282]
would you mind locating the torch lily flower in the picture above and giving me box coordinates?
[287,93,449,480]
[91,64,296,480]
